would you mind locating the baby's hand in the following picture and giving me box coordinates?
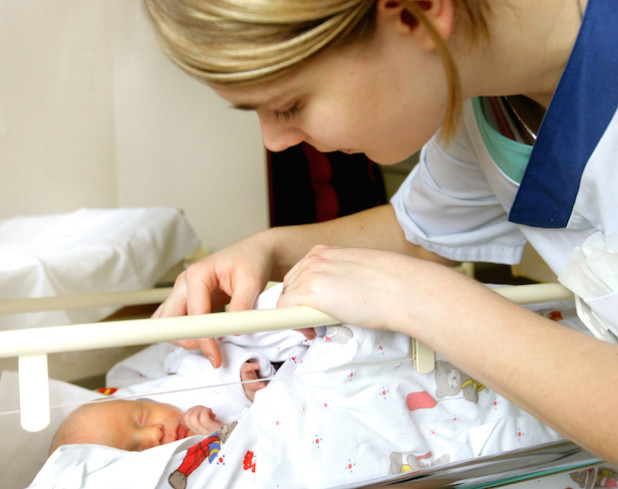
[294,327,317,340]
[182,405,224,436]
[241,361,267,402]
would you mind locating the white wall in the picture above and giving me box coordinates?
[0,0,269,252]
[0,0,117,214]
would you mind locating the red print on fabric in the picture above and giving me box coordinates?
[243,450,257,473]
[96,387,118,395]
[406,391,437,411]
[168,435,221,489]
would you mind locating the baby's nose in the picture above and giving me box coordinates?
[138,425,164,449]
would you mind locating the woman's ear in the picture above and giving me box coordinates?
[376,0,455,47]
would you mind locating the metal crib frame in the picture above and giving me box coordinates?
[365,441,600,488]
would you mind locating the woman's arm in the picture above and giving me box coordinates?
[265,203,454,281]
[155,204,430,318]
[278,246,618,465]
[154,204,450,366]
[410,266,618,465]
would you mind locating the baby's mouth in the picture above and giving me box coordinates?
[176,423,188,440]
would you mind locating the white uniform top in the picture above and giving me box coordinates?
[392,0,618,327]
[392,105,618,272]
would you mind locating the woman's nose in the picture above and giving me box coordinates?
[258,112,305,152]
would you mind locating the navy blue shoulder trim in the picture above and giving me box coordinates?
[508,0,618,228]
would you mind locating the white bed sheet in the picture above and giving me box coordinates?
[0,207,201,330]
[26,285,584,489]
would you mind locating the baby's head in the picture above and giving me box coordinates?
[49,399,202,455]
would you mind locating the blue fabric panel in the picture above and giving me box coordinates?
[508,0,618,228]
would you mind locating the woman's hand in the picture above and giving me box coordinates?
[153,206,428,366]
[182,405,224,436]
[277,245,410,331]
[277,245,474,339]
[152,234,277,367]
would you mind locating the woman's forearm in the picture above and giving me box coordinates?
[402,268,618,464]
[260,204,453,281]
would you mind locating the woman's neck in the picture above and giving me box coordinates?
[456,0,585,109]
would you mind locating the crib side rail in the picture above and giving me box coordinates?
[0,283,573,358]
[0,283,574,359]
[0,306,341,358]
[0,288,173,315]
[0,283,573,432]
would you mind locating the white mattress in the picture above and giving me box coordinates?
[0,207,201,330]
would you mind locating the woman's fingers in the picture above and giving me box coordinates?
[197,338,223,368]
[152,272,189,319]
[226,275,262,312]
[184,261,216,316]
[151,253,268,367]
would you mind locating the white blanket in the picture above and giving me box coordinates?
[0,371,105,489]
[0,207,201,329]
[29,285,573,489]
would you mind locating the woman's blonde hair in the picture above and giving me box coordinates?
[143,0,490,140]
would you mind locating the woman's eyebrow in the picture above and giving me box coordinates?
[231,94,293,111]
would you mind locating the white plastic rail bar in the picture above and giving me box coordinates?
[0,306,341,358]
[0,283,573,359]
[492,283,573,304]
[0,288,173,315]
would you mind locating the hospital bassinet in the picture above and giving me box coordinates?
[0,278,612,489]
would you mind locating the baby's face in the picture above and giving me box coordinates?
[84,399,193,451]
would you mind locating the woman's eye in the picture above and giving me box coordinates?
[274,102,301,121]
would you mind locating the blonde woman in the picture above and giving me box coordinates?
[145,0,618,465]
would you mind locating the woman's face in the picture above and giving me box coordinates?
[212,11,448,164]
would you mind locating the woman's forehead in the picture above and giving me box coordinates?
[210,77,298,110]
[207,51,329,109]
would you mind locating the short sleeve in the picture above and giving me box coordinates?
[390,128,527,264]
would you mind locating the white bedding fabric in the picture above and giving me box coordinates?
[0,371,105,489]
[26,284,578,489]
[0,207,201,329]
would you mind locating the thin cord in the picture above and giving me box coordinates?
[502,97,537,144]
